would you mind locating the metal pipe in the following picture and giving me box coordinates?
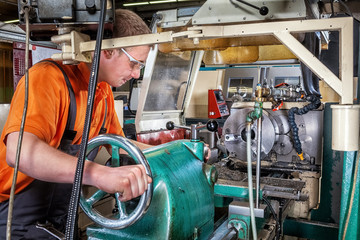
[246,123,257,240]
[6,7,30,240]
[256,117,262,208]
[191,124,198,140]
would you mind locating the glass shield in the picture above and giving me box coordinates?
[144,51,194,112]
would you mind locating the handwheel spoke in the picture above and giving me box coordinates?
[86,189,107,206]
[115,192,128,219]
[111,146,120,167]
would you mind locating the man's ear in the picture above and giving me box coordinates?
[103,50,114,59]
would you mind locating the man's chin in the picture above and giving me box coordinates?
[122,79,132,85]
[116,79,127,87]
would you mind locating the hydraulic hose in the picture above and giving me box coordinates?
[64,1,107,239]
[288,95,321,160]
[246,123,258,240]
[6,7,30,240]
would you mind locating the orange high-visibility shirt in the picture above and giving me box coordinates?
[0,60,124,202]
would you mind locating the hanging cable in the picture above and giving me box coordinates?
[263,197,280,240]
[6,7,30,240]
[64,1,107,239]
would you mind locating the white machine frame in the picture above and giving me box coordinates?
[54,17,354,104]
[52,16,357,150]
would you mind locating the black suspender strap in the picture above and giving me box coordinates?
[99,99,107,134]
[41,60,77,145]
[40,60,107,150]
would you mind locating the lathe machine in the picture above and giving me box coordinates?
[12,0,360,239]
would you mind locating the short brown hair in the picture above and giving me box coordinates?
[113,9,151,38]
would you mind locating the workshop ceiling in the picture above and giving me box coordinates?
[0,0,206,23]
[0,0,359,24]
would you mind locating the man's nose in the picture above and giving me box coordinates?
[131,68,141,79]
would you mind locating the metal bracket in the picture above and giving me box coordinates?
[51,30,91,64]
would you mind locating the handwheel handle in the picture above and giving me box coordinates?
[79,134,152,229]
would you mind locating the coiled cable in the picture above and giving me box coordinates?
[263,197,280,240]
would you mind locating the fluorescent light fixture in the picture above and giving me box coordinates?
[4,19,19,24]
[123,1,149,6]
[149,0,177,3]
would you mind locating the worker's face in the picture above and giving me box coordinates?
[99,45,150,87]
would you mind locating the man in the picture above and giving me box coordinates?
[0,9,152,239]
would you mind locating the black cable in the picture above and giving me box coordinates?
[64,0,107,239]
[288,95,321,156]
[234,0,263,12]
[263,197,280,240]
[233,0,269,16]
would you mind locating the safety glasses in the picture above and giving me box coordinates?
[121,48,145,70]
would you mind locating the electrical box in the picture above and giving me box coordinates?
[208,89,229,119]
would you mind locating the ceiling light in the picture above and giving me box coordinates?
[4,19,19,24]
[149,0,177,3]
[123,1,149,6]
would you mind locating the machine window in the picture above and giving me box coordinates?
[144,51,193,111]
[274,76,300,86]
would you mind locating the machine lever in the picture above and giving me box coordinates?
[206,120,218,132]
[234,0,269,16]
[166,120,218,141]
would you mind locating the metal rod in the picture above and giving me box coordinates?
[246,123,257,240]
[235,0,260,10]
[6,7,30,240]
[256,117,262,208]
